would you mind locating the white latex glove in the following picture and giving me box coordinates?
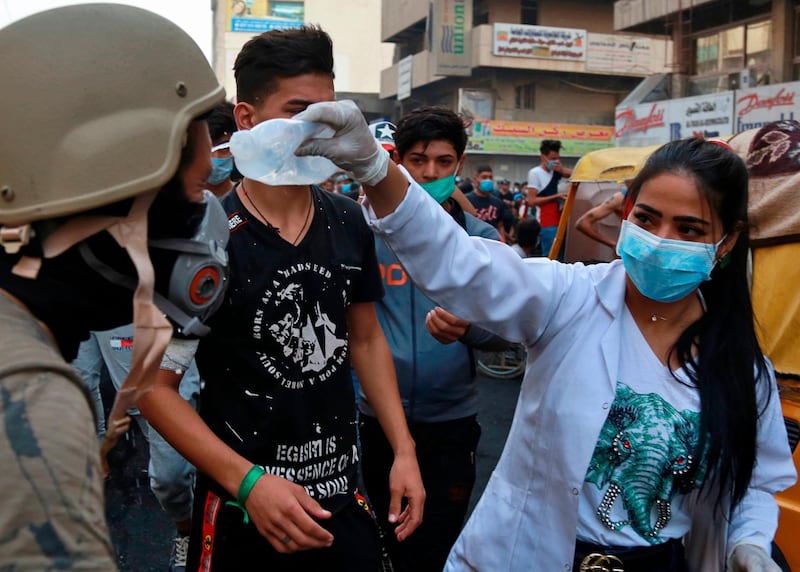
[728,544,782,572]
[294,100,389,187]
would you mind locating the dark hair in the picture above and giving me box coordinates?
[476,164,492,175]
[234,25,334,104]
[516,217,541,249]
[394,106,468,160]
[540,139,562,155]
[458,179,473,193]
[627,138,766,511]
[206,101,236,142]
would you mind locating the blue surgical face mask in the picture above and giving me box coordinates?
[208,156,234,185]
[341,183,352,193]
[547,160,555,171]
[479,179,494,193]
[616,220,726,303]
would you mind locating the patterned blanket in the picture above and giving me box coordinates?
[729,119,800,246]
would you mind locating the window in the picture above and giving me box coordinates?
[521,0,537,25]
[719,27,745,72]
[694,26,744,75]
[695,34,720,75]
[793,4,800,81]
[746,21,771,85]
[515,83,535,110]
[691,20,771,94]
[474,0,489,26]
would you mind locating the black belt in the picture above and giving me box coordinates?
[574,538,687,572]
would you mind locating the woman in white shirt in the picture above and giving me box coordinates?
[297,103,798,572]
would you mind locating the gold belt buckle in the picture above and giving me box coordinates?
[579,552,625,572]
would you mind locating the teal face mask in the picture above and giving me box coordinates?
[420,174,457,203]
[479,179,494,193]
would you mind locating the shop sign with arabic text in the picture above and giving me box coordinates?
[493,23,586,61]
[586,33,652,75]
[467,119,613,156]
[670,92,734,140]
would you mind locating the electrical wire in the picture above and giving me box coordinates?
[558,78,631,95]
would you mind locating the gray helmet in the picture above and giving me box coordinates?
[0,3,225,225]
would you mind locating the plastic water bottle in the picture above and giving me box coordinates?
[229,118,338,186]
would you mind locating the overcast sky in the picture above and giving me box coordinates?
[0,0,213,61]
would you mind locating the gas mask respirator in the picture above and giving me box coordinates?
[147,190,229,336]
[79,190,229,337]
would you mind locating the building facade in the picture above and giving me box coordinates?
[615,0,796,97]
[210,0,394,119]
[613,0,800,146]
[379,0,673,181]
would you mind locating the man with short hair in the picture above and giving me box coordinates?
[358,106,507,572]
[206,101,238,198]
[138,26,424,571]
[526,139,573,257]
[320,178,336,192]
[0,5,227,568]
[498,178,516,210]
[465,165,514,242]
[510,217,542,258]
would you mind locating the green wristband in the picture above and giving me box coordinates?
[237,465,266,507]
[225,465,265,524]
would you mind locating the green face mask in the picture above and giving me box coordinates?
[420,174,456,203]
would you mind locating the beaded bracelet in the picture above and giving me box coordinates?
[225,465,265,524]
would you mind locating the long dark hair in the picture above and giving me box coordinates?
[626,137,768,512]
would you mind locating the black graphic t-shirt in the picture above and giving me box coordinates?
[196,186,382,513]
[464,192,514,231]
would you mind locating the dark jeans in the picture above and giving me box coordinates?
[187,475,383,571]
[359,414,481,572]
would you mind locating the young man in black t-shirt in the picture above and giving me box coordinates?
[465,165,514,242]
[139,26,424,571]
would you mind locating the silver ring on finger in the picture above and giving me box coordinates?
[281,534,291,545]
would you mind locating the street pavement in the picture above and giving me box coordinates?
[103,373,521,570]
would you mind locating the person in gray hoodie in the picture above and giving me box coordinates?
[358,106,510,572]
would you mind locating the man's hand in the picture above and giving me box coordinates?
[387,451,425,541]
[294,100,389,186]
[728,544,782,572]
[245,473,333,553]
[426,306,469,344]
[99,414,132,478]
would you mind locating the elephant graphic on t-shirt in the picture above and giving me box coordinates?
[585,382,707,544]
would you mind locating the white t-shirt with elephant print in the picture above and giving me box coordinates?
[576,306,707,547]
